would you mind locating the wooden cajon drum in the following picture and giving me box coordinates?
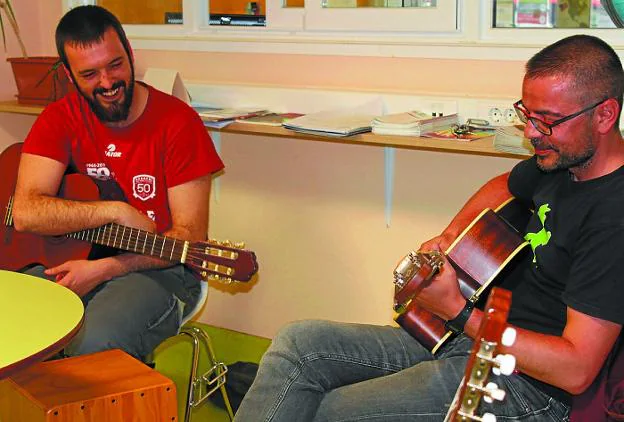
[0,349,178,421]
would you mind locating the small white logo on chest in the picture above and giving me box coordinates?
[105,144,122,158]
[133,175,156,201]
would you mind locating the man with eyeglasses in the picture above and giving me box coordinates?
[235,35,624,421]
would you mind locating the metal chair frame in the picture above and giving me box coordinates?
[152,280,234,422]
[180,326,234,422]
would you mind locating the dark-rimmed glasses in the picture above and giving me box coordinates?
[513,98,608,136]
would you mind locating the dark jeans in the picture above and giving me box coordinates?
[234,320,570,421]
[26,264,200,359]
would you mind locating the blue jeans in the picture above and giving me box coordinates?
[25,264,200,359]
[234,320,570,422]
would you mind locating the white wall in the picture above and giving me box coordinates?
[203,131,519,338]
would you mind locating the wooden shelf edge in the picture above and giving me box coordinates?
[0,101,530,159]
[0,101,45,116]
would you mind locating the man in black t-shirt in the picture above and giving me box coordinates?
[235,35,624,422]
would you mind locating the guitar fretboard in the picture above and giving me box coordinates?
[4,196,187,262]
[67,223,188,263]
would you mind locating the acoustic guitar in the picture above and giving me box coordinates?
[444,287,516,422]
[0,143,258,283]
[393,199,529,353]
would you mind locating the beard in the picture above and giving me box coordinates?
[79,77,135,123]
[531,135,596,173]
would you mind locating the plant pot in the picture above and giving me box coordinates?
[7,56,76,106]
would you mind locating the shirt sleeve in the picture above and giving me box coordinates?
[163,106,225,188]
[22,102,72,166]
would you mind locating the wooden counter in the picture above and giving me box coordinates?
[0,100,529,159]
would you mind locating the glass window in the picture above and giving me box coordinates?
[209,0,266,26]
[492,0,618,29]
[62,1,623,60]
[66,0,456,32]
[97,0,183,25]
[321,0,436,7]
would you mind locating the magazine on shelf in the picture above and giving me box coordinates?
[194,106,269,122]
[283,110,375,137]
[493,125,534,155]
[371,111,458,136]
[235,112,304,127]
[421,127,493,141]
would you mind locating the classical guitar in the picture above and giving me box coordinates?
[444,287,517,422]
[393,199,529,353]
[0,143,258,283]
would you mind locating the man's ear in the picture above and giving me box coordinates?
[595,98,620,134]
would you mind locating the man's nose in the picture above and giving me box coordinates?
[524,119,544,139]
[98,70,114,89]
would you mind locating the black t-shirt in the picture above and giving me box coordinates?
[507,156,624,405]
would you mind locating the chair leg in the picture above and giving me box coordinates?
[180,326,235,422]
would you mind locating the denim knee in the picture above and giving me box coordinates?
[64,294,180,358]
[271,320,331,356]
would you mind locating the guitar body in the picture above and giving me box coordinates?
[0,143,258,283]
[394,201,529,353]
[0,143,94,271]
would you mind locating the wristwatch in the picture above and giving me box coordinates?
[444,299,475,335]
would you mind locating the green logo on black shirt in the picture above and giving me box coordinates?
[525,203,551,263]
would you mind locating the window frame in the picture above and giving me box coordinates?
[62,0,624,60]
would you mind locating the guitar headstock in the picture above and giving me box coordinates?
[185,239,258,283]
[393,250,444,311]
[445,287,516,422]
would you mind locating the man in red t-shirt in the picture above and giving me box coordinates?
[12,5,224,359]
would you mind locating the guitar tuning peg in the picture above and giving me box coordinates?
[493,353,516,376]
[481,413,497,422]
[501,327,517,347]
[484,381,506,403]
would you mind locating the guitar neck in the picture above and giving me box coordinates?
[68,223,189,263]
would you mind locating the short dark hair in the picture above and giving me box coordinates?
[55,5,132,73]
[526,35,624,122]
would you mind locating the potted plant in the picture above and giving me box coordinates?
[1,0,74,105]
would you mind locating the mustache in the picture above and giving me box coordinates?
[93,81,126,97]
[531,137,558,151]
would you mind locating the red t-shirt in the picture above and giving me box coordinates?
[23,84,224,233]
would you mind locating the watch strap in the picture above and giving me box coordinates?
[444,300,475,335]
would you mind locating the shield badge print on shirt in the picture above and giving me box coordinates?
[132,174,156,201]
[524,203,551,263]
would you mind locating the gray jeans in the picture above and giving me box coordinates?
[25,264,201,359]
[234,320,570,422]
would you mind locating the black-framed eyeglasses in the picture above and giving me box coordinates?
[513,98,608,136]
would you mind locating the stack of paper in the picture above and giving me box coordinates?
[283,111,375,137]
[195,107,269,122]
[235,112,304,127]
[493,125,534,155]
[371,111,458,136]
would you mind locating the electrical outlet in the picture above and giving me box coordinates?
[489,107,503,124]
[474,101,517,127]
[504,108,519,124]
